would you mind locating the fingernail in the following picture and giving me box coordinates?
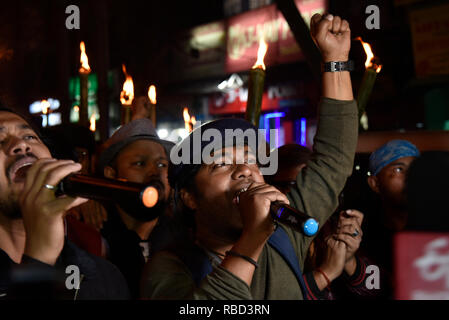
[346,209,352,213]
[325,14,334,21]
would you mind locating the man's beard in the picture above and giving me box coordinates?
[0,193,21,219]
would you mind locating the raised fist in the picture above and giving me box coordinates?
[310,13,351,62]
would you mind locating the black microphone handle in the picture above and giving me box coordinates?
[56,174,154,206]
[270,201,319,236]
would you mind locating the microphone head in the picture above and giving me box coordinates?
[142,186,159,208]
[303,218,319,236]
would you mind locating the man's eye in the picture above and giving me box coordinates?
[393,167,403,173]
[24,135,37,140]
[132,161,145,167]
[157,162,168,168]
[213,163,227,169]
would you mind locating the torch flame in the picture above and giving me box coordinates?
[148,85,157,104]
[41,100,50,115]
[79,41,91,74]
[183,107,196,132]
[120,64,134,105]
[183,107,190,131]
[90,114,96,132]
[252,38,268,70]
[357,37,382,72]
[74,106,79,112]
[376,65,382,73]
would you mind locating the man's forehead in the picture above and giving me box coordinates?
[0,111,32,130]
[0,111,29,126]
[120,139,167,157]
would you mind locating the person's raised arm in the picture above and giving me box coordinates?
[311,13,353,101]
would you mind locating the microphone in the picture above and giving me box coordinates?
[56,174,163,221]
[270,201,319,236]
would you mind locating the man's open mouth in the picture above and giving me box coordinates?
[232,185,250,204]
[8,157,37,183]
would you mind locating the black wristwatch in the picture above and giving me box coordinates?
[322,60,354,72]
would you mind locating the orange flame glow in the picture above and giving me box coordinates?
[252,38,268,70]
[183,107,195,132]
[79,41,91,74]
[41,100,50,115]
[120,64,134,105]
[89,114,96,132]
[357,37,382,73]
[148,85,157,104]
[73,106,79,113]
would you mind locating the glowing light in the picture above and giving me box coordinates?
[41,100,50,115]
[79,41,91,74]
[148,85,157,104]
[120,64,134,105]
[183,108,195,132]
[300,118,307,147]
[252,38,268,70]
[157,128,169,139]
[89,113,96,132]
[356,37,382,73]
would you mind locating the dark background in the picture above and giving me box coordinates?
[0,0,447,140]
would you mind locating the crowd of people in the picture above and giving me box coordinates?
[0,13,447,300]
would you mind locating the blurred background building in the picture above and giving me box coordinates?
[0,0,447,148]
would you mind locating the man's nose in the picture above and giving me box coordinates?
[232,163,253,180]
[144,164,163,180]
[7,137,31,155]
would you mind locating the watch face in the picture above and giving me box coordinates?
[323,61,353,72]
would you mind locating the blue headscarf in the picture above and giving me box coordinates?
[369,140,420,176]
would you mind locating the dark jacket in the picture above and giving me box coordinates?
[0,239,130,300]
[141,98,359,300]
[101,203,189,299]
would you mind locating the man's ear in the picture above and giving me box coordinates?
[180,188,197,211]
[367,175,380,194]
[104,166,117,179]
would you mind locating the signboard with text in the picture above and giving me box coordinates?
[409,3,449,78]
[226,0,327,73]
[394,232,449,300]
[209,82,315,115]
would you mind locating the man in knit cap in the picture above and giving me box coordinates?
[367,139,420,232]
[363,139,420,299]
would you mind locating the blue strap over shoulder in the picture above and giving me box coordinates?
[267,226,309,300]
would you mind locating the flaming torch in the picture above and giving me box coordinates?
[41,99,50,127]
[148,85,157,127]
[356,37,382,130]
[183,107,196,133]
[120,64,134,124]
[245,38,268,128]
[79,41,91,127]
[89,113,96,132]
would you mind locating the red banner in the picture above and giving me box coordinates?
[209,82,310,115]
[226,0,327,73]
[394,232,449,299]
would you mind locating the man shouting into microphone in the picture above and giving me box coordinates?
[141,13,359,300]
[0,107,129,299]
